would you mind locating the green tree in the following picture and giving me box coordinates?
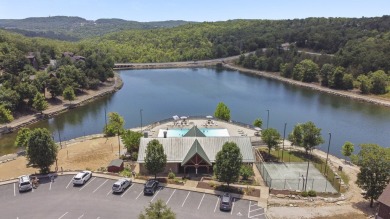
[253,118,263,128]
[104,112,125,157]
[26,128,58,173]
[295,59,320,82]
[214,102,231,121]
[357,75,372,94]
[351,144,390,207]
[62,86,76,104]
[341,141,354,161]
[370,70,388,94]
[329,66,345,89]
[144,139,167,179]
[32,92,48,113]
[47,77,62,98]
[0,87,20,111]
[139,199,176,219]
[288,122,324,155]
[213,142,243,186]
[342,73,354,90]
[240,164,254,180]
[261,128,281,155]
[0,104,14,124]
[122,129,143,153]
[14,128,31,148]
[320,64,335,87]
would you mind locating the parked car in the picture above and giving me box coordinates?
[143,179,159,195]
[73,170,92,185]
[112,178,132,193]
[220,193,233,211]
[18,175,32,192]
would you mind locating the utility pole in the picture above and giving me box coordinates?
[140,109,143,132]
[266,109,270,129]
[325,133,332,175]
[282,123,287,162]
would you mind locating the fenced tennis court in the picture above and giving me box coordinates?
[257,162,338,193]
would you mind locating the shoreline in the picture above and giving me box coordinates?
[224,63,390,108]
[0,73,123,134]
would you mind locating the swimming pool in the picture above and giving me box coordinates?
[157,128,229,137]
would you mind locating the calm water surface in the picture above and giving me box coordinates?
[1,68,389,157]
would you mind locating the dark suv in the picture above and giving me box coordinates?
[220,193,233,211]
[143,179,159,195]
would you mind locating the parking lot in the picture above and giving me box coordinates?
[1,175,265,219]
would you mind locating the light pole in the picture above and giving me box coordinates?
[305,159,309,191]
[282,123,287,162]
[140,109,143,132]
[324,132,332,175]
[266,109,270,129]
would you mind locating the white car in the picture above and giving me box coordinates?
[73,171,92,185]
[18,175,33,192]
[112,178,132,193]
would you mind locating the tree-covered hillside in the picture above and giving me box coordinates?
[0,16,193,41]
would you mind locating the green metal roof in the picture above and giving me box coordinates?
[181,139,211,166]
[183,126,206,137]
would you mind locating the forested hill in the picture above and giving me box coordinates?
[0,16,193,41]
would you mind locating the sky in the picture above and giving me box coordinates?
[1,0,389,22]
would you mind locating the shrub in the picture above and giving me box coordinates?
[308,190,317,197]
[240,165,254,180]
[119,168,131,177]
[301,191,308,197]
[168,171,175,179]
[131,152,138,161]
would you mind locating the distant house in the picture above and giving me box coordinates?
[62,52,85,62]
[137,126,254,175]
[377,183,390,219]
[26,52,39,70]
[107,159,124,173]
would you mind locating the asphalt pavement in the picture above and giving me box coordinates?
[1,175,266,219]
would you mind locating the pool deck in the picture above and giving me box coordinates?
[135,118,262,144]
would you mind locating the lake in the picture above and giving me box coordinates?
[1,67,389,157]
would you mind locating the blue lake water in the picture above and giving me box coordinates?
[0,67,389,157]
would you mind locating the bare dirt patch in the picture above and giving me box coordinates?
[0,136,123,180]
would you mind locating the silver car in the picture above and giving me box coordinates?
[73,171,92,185]
[112,178,132,193]
[18,175,32,192]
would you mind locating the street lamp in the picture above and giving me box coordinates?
[140,109,143,132]
[325,133,331,175]
[266,109,270,129]
[282,123,287,162]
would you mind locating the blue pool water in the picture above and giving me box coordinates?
[157,128,229,137]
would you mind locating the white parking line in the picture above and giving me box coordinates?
[249,208,263,213]
[197,193,205,209]
[181,191,191,207]
[249,213,265,218]
[231,198,235,215]
[50,181,52,190]
[65,178,73,189]
[93,179,108,193]
[79,177,96,191]
[214,196,220,212]
[150,187,162,202]
[136,190,143,200]
[248,201,251,218]
[14,183,15,196]
[96,217,100,219]
[166,189,176,205]
[106,188,112,196]
[58,212,68,219]
[121,184,134,197]
[77,214,84,219]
